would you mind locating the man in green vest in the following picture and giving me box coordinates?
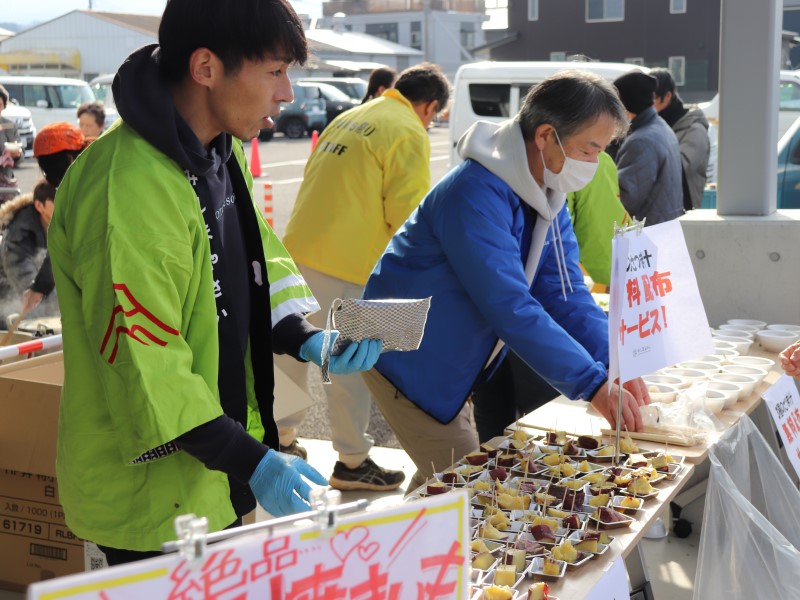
[48,0,380,566]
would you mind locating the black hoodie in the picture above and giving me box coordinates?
[113,45,316,517]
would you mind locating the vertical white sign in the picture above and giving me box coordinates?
[585,557,630,600]
[609,220,713,384]
[763,375,800,480]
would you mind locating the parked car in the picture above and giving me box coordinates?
[700,113,800,209]
[259,83,327,141]
[776,115,800,208]
[295,81,356,124]
[297,77,367,103]
[0,75,117,131]
[700,70,800,184]
[1,101,35,162]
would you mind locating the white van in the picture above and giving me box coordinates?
[448,61,648,166]
[0,75,117,132]
[89,74,115,110]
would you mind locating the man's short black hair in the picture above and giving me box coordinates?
[157,0,307,84]
[0,84,8,108]
[650,67,677,99]
[394,63,451,113]
[37,151,81,189]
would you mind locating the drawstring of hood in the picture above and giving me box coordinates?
[547,204,571,301]
[551,207,573,300]
[457,119,576,367]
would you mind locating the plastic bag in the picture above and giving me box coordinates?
[693,415,800,600]
[637,382,719,446]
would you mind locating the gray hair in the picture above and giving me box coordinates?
[517,70,629,142]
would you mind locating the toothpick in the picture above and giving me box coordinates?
[431,461,436,479]
[451,448,454,470]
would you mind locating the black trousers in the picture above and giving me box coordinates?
[97,517,243,566]
[471,351,559,443]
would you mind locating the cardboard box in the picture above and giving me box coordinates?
[0,352,83,591]
[0,350,312,590]
[0,470,83,591]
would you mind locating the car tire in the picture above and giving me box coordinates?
[283,118,306,140]
[258,128,274,142]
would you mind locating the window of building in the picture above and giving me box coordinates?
[365,22,398,43]
[461,22,475,48]
[670,0,687,14]
[586,0,624,22]
[410,21,422,50]
[529,0,539,20]
[625,57,645,66]
[550,51,567,61]
[668,56,686,85]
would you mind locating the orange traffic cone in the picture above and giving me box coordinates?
[262,181,274,227]
[250,138,262,178]
[310,130,319,153]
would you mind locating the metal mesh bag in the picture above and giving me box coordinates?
[320,297,431,383]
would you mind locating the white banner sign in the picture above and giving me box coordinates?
[27,492,470,600]
[763,375,800,480]
[609,220,713,384]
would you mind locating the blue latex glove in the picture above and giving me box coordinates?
[248,449,328,517]
[299,331,383,375]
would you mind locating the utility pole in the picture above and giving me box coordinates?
[423,0,431,62]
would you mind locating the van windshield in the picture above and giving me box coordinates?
[58,85,94,108]
[2,82,94,109]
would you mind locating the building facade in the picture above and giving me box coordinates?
[0,11,157,80]
[319,0,488,80]
[489,0,720,101]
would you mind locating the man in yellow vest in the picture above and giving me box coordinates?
[278,63,450,491]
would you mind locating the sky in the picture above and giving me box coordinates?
[5,0,322,28]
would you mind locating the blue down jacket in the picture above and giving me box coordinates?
[363,120,610,424]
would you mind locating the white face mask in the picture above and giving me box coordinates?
[541,129,599,193]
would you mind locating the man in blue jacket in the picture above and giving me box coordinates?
[362,71,651,489]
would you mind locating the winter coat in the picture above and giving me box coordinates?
[363,119,609,424]
[284,89,431,286]
[567,152,628,286]
[616,107,684,226]
[672,106,710,209]
[0,194,47,308]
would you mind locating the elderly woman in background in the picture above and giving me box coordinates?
[77,101,106,142]
[361,70,651,489]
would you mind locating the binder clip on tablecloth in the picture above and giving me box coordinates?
[321,297,432,383]
[173,514,208,562]
[163,494,370,557]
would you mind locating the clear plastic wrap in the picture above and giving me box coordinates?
[628,382,719,446]
[693,415,800,600]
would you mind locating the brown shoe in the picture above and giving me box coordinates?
[279,440,308,461]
